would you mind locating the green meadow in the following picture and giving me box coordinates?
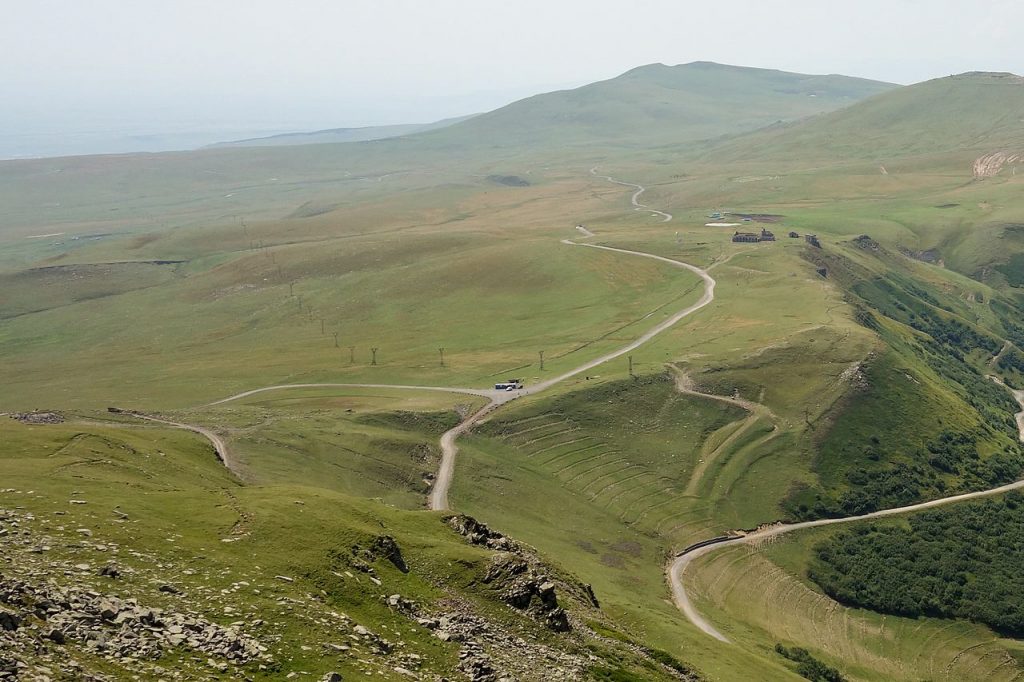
[4,66,1024,680]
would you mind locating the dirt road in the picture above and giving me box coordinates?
[429,239,717,510]
[200,188,710,511]
[670,374,1024,643]
[131,413,236,474]
[989,375,1024,443]
[590,167,673,222]
[208,382,502,406]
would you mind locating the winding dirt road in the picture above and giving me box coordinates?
[208,382,502,406]
[130,413,236,473]
[590,167,673,222]
[117,169,1024,649]
[195,174,707,510]
[430,239,716,510]
[670,377,1024,643]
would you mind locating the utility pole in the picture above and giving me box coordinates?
[539,350,545,371]
[371,347,378,365]
[289,282,294,297]
[333,332,339,348]
[320,319,325,335]
[628,355,634,377]
[438,347,445,367]
[349,346,355,364]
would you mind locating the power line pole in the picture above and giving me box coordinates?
[628,355,634,377]
[371,347,378,365]
[539,350,545,371]
[320,319,325,335]
[438,347,445,367]
[333,332,339,348]
[349,346,355,364]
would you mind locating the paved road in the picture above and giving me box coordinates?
[670,376,1024,642]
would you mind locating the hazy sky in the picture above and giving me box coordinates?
[2,0,1023,156]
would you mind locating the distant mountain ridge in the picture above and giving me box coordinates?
[212,62,898,155]
[208,114,476,148]
[409,61,898,150]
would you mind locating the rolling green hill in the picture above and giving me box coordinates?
[700,71,1024,167]
[416,61,896,150]
[7,59,1024,681]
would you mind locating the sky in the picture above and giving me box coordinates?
[2,0,1023,157]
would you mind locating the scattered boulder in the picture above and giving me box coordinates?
[852,234,880,250]
[98,564,120,579]
[10,411,64,424]
[352,535,409,573]
[482,554,528,585]
[0,611,20,631]
[385,594,417,614]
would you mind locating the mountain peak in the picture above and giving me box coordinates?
[950,71,1024,83]
[421,62,896,150]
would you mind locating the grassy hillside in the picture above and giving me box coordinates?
[418,61,895,150]
[699,71,1024,167]
[0,415,697,680]
[6,60,1024,682]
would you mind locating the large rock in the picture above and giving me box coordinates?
[352,535,409,573]
[0,611,20,631]
[445,515,516,551]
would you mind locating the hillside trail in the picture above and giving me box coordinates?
[589,167,673,222]
[987,375,1024,442]
[668,366,779,496]
[670,370,1024,643]
[428,238,715,509]
[130,413,236,473]
[989,340,1013,369]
